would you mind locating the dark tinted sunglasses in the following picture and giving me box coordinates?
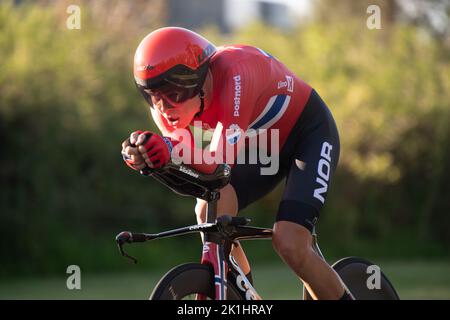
[137,81,196,104]
[135,63,209,105]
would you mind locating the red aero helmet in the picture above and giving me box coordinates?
[134,27,216,104]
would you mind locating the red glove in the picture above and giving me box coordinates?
[136,131,173,169]
[121,130,146,171]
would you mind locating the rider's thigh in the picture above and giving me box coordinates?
[272,220,313,268]
[277,90,340,233]
[195,184,239,223]
[229,160,286,212]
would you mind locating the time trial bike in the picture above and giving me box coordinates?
[116,162,400,300]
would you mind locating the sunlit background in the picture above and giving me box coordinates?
[1,0,449,299]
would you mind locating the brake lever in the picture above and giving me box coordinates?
[117,243,138,264]
[116,231,138,264]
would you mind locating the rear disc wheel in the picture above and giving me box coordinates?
[332,257,400,300]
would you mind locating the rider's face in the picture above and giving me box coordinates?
[150,92,200,129]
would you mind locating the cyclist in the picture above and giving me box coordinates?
[122,27,352,300]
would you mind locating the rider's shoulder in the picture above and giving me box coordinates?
[211,45,272,75]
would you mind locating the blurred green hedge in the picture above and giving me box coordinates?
[0,2,449,277]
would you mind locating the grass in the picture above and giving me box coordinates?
[1,260,449,300]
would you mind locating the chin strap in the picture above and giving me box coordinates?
[194,89,205,118]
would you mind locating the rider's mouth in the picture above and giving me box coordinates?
[167,116,179,125]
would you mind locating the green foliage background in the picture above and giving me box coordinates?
[1,1,449,278]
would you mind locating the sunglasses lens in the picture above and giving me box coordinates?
[146,84,192,103]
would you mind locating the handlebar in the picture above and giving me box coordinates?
[115,216,252,264]
[115,231,150,263]
[115,231,149,244]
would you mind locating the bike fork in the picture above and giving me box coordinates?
[197,195,229,300]
[198,241,228,300]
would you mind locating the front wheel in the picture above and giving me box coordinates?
[332,257,400,300]
[150,263,243,300]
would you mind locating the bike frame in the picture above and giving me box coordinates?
[116,198,331,300]
[115,195,327,300]
[115,162,330,300]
